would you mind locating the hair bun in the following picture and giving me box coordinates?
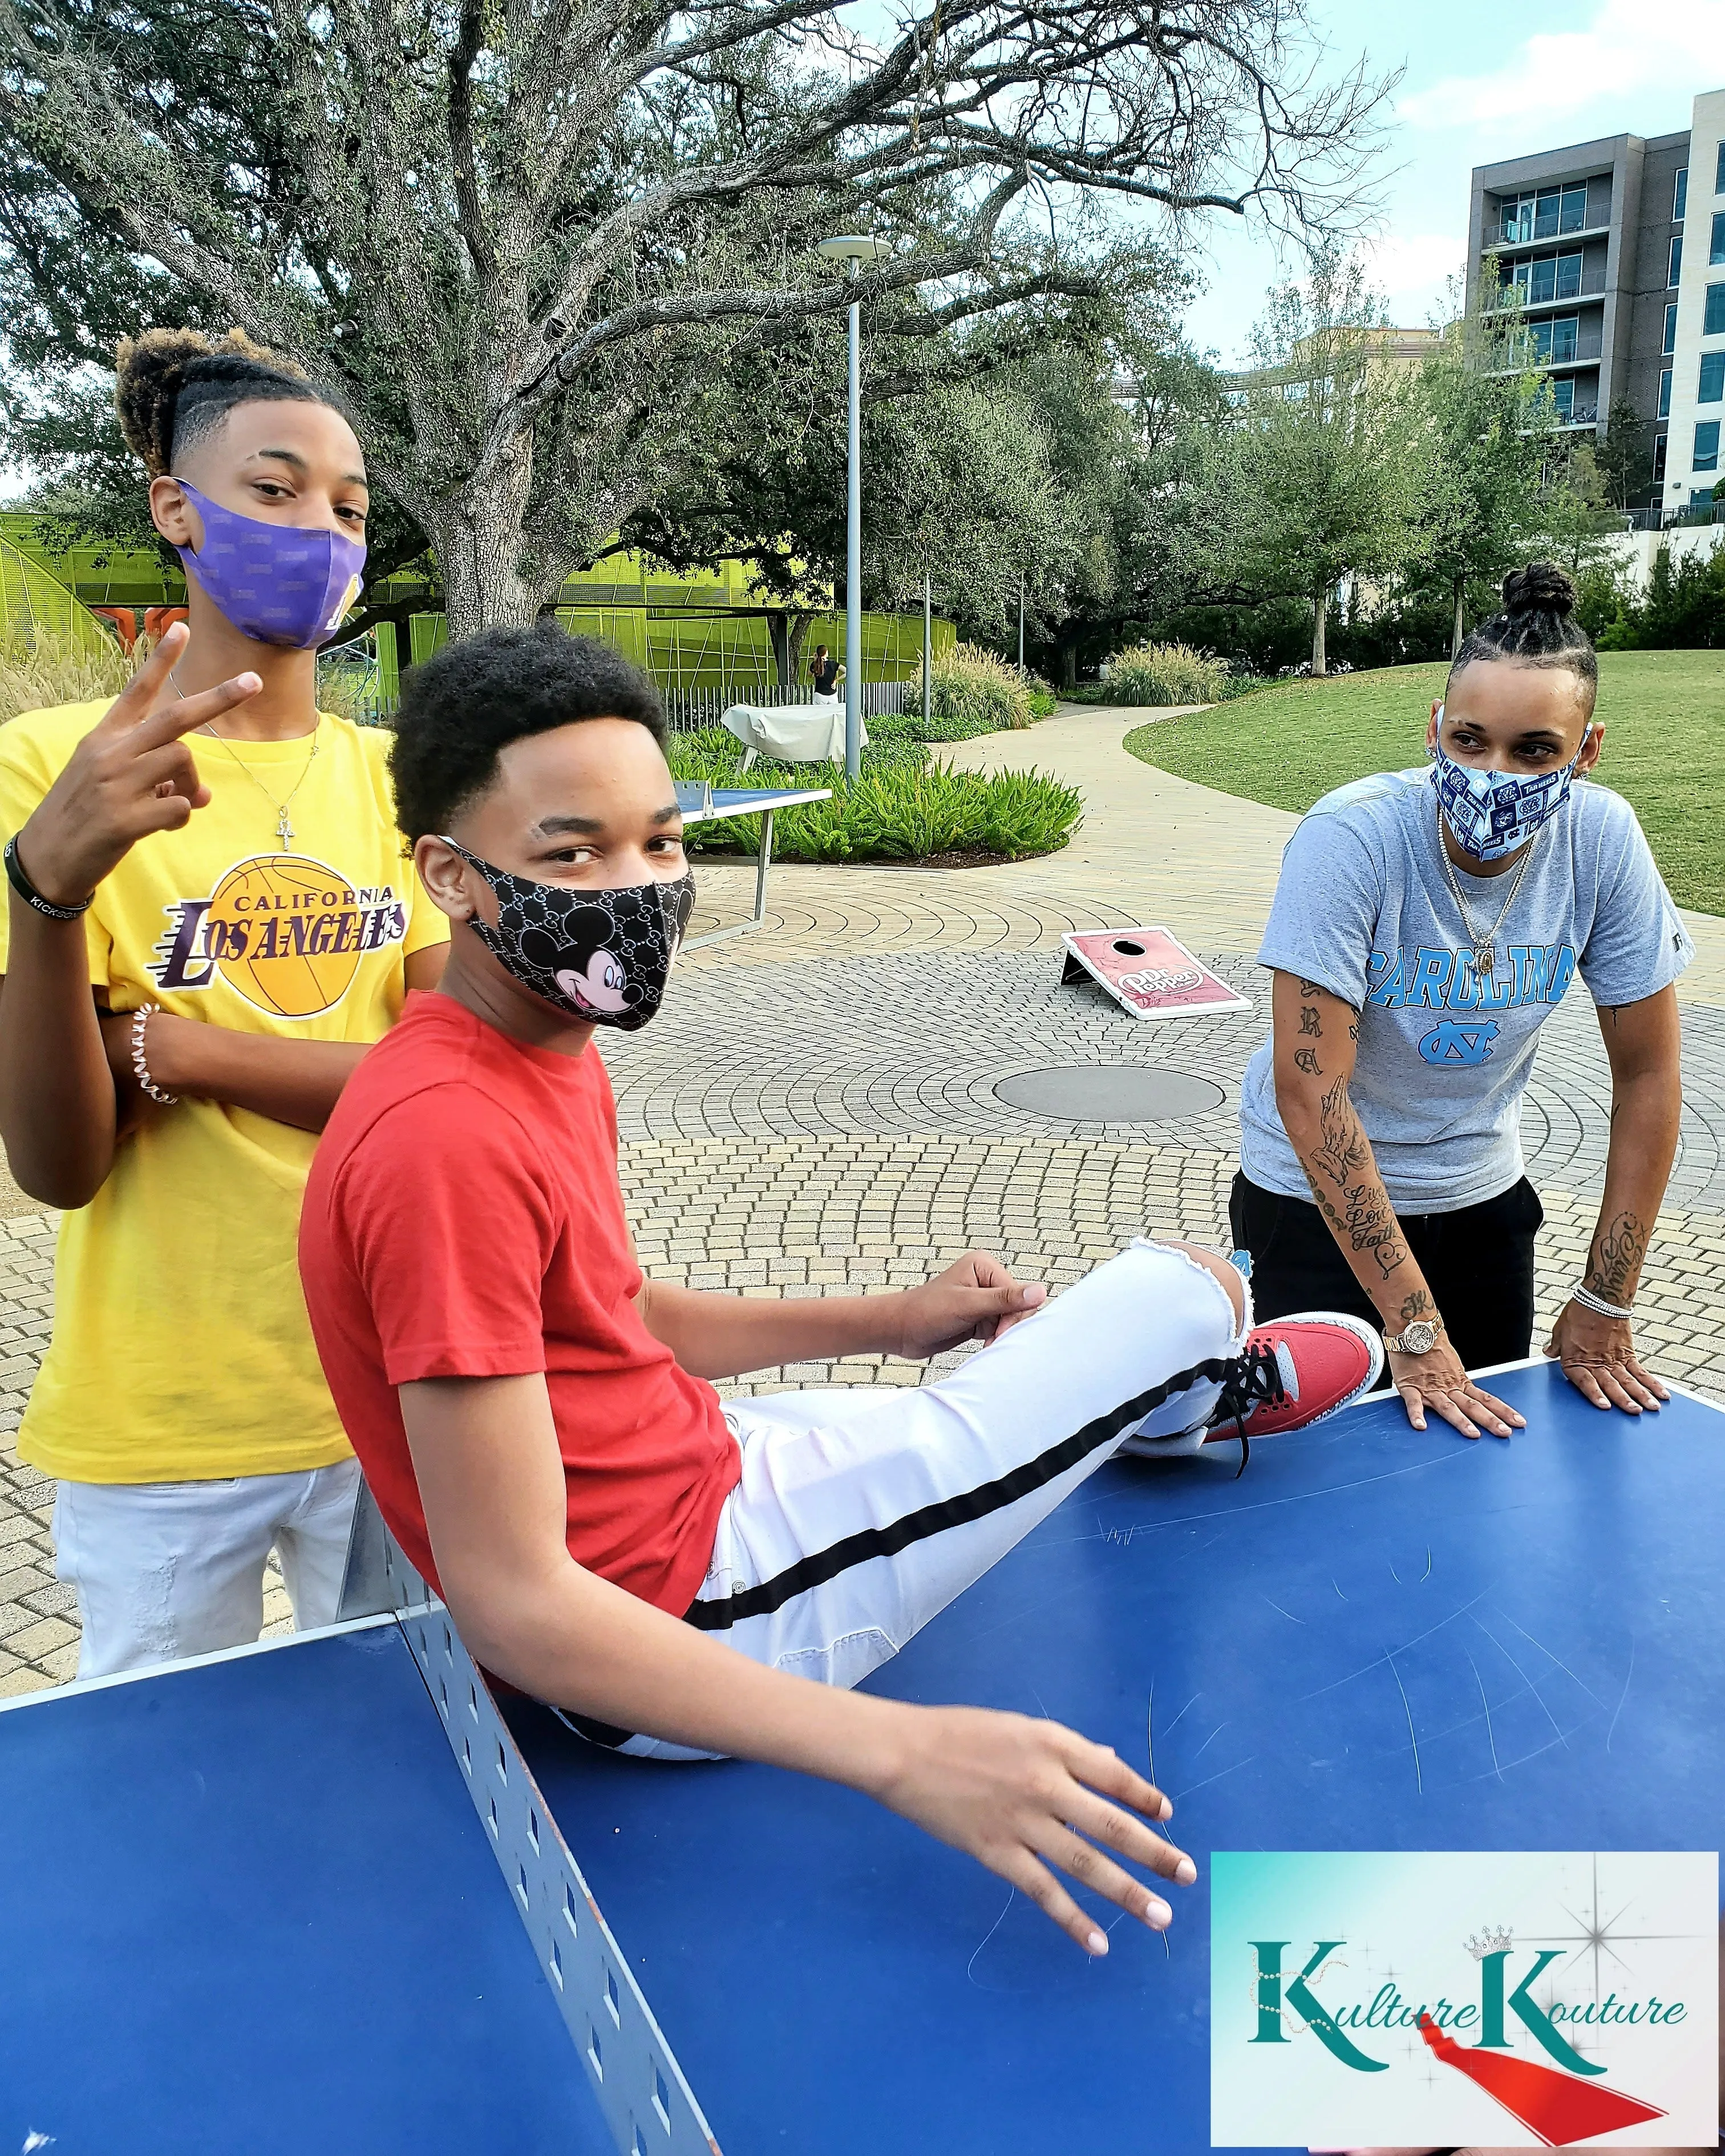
[1501,561,1576,618]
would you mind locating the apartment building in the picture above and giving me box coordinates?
[1466,88,1725,512]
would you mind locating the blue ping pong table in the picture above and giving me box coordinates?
[674,779,831,950]
[3,1356,1722,2154]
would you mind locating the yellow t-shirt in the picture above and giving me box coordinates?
[0,702,450,1484]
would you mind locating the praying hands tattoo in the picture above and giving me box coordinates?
[1304,1075,1408,1281]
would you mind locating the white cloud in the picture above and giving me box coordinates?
[1399,0,1724,132]
[1361,232,1468,314]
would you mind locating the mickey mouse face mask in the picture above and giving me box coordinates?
[439,837,694,1030]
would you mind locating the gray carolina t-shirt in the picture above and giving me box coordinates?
[1238,768,1692,1213]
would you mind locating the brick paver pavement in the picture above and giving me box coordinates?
[4,703,1721,1692]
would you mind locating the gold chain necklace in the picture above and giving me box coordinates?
[171,664,321,848]
[1435,799,1535,982]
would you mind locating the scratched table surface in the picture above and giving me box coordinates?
[0,1620,613,2155]
[509,1359,1725,2155]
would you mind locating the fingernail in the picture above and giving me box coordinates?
[238,673,261,692]
[1159,1796,1175,1820]
[1144,1898,1172,1927]
[1087,1928,1108,1955]
[1175,1857,1196,1885]
[1022,1283,1046,1304]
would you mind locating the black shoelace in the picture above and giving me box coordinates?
[1209,1342,1286,1478]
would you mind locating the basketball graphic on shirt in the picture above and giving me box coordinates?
[202,854,391,1018]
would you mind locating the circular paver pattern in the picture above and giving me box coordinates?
[608,947,1725,1209]
[993,1064,1226,1121]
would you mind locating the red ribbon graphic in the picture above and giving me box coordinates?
[1417,2011,1667,2146]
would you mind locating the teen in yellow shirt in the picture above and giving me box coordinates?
[0,329,447,1676]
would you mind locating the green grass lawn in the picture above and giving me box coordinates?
[1124,651,1725,915]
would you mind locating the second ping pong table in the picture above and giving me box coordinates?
[674,779,831,949]
[3,1356,1722,2153]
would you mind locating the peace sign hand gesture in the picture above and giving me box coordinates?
[11,624,260,911]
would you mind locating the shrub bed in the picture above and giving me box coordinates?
[901,641,1038,735]
[1103,640,1230,706]
[666,727,1080,864]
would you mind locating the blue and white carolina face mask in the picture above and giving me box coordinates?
[1429,703,1592,864]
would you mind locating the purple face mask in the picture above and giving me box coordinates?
[173,480,366,649]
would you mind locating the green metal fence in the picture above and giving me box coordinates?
[0,534,120,661]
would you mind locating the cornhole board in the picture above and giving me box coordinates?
[1061,925,1252,1019]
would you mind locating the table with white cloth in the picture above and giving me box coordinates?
[719,698,866,770]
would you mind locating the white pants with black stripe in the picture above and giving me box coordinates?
[584,1241,1248,1760]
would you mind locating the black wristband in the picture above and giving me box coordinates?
[3,833,93,921]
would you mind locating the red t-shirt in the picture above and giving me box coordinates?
[298,991,740,1614]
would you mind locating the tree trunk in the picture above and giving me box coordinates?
[432,445,547,638]
[1061,641,1077,690]
[787,611,815,687]
[1311,582,1328,676]
[1452,576,1465,659]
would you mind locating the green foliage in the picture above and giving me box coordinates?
[1593,545,1725,651]
[1103,639,1229,705]
[666,727,1081,862]
[1124,653,1725,913]
[1,627,131,718]
[902,642,1037,732]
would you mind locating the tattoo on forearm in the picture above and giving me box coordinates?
[1586,1209,1649,1302]
[1399,1287,1434,1323]
[1302,1078,1408,1282]
[1294,1045,1321,1076]
[1309,1075,1369,1188]
[1298,1003,1322,1036]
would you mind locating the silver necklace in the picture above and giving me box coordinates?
[1435,799,1534,981]
[171,664,320,847]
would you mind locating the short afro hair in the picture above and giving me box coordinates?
[389,620,669,841]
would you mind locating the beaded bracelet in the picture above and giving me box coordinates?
[1572,1281,1635,1322]
[129,1003,178,1105]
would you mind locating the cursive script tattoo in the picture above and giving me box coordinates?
[1298,979,1325,998]
[1348,1021,1359,1041]
[1399,1288,1435,1323]
[1309,1075,1370,1189]
[1586,1209,1649,1303]
[1294,1045,1321,1076]
[1298,1003,1322,1037]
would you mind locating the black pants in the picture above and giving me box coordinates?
[1228,1172,1544,1381]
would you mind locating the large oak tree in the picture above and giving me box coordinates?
[2,0,1386,632]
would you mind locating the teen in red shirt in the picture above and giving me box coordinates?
[299,622,1379,1957]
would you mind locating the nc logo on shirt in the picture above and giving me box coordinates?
[151,853,407,1018]
[1418,1019,1501,1066]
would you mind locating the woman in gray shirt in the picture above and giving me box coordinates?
[1233,563,1689,1438]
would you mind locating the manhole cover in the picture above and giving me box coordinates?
[993,1064,1226,1121]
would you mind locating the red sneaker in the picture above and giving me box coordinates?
[1202,1312,1384,1456]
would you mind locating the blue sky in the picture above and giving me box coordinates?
[1181,0,1724,364]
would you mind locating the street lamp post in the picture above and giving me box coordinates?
[922,568,933,727]
[817,235,888,780]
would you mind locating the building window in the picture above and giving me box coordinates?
[1660,368,1673,418]
[1670,236,1684,286]
[1654,434,1668,483]
[1666,302,1679,352]
[1702,352,1725,404]
[1505,252,1585,306]
[1708,283,1725,335]
[1696,420,1722,472]
[1676,166,1689,221]
[1499,183,1591,246]
[1552,376,1576,420]
[1714,212,1725,267]
[1527,314,1580,363]
[1716,141,1725,193]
